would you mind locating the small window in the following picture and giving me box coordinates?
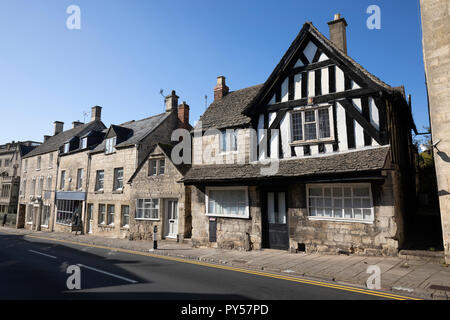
[48,153,53,168]
[46,176,52,190]
[76,168,84,190]
[60,171,65,190]
[4,159,10,167]
[220,130,238,153]
[158,160,165,175]
[98,204,106,224]
[36,156,41,170]
[30,179,36,196]
[95,170,104,191]
[21,179,26,196]
[105,137,117,154]
[149,160,157,176]
[291,106,333,143]
[121,205,130,227]
[107,205,115,225]
[64,143,70,153]
[24,159,28,172]
[113,168,124,190]
[81,138,88,149]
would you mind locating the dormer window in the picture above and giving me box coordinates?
[105,137,116,154]
[220,129,238,153]
[81,137,88,149]
[64,143,70,153]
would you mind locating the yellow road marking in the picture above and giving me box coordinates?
[2,230,421,300]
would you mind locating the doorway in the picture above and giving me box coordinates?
[263,190,288,250]
[164,199,179,239]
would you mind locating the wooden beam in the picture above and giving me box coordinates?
[266,87,377,112]
[338,98,382,145]
[289,59,334,76]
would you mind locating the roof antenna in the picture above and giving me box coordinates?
[204,94,208,110]
[82,111,89,123]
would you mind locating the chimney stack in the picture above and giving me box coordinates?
[54,121,64,136]
[72,121,83,128]
[165,90,179,112]
[327,13,348,54]
[91,106,102,122]
[178,101,190,129]
[43,135,51,142]
[214,76,229,101]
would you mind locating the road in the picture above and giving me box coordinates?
[0,231,411,300]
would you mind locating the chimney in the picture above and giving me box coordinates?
[91,106,102,122]
[214,76,229,101]
[165,90,179,112]
[54,121,64,136]
[327,13,348,54]
[178,101,190,129]
[43,135,51,142]
[72,121,83,128]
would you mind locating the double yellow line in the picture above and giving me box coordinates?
[7,230,420,300]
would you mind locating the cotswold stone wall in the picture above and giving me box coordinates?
[421,0,450,263]
[191,185,262,250]
[129,146,190,241]
[288,174,401,256]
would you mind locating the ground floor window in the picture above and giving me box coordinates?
[27,205,33,223]
[206,187,249,219]
[121,205,130,227]
[41,205,50,227]
[98,204,106,224]
[136,199,159,220]
[56,200,82,226]
[107,205,115,225]
[307,184,374,222]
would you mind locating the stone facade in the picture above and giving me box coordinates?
[128,145,191,241]
[421,0,450,262]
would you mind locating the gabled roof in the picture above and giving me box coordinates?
[24,120,106,158]
[127,142,191,184]
[91,112,172,153]
[183,146,390,184]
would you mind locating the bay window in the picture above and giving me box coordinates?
[307,184,374,222]
[206,187,249,219]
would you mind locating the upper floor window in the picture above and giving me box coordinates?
[220,130,237,153]
[30,178,36,196]
[4,159,9,167]
[64,143,70,153]
[81,137,88,149]
[60,171,66,189]
[95,170,104,191]
[76,168,84,190]
[36,156,41,170]
[24,159,28,172]
[46,176,52,191]
[291,106,333,143]
[21,179,26,196]
[48,154,53,168]
[105,137,116,154]
[113,168,123,190]
[158,160,165,175]
[307,184,374,223]
[149,159,165,176]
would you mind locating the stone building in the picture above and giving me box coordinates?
[128,143,192,241]
[420,0,450,263]
[85,91,191,239]
[0,141,40,219]
[17,108,106,231]
[183,15,417,255]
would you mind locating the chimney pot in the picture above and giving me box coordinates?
[327,14,348,54]
[214,76,229,101]
[165,90,179,112]
[53,121,64,136]
[91,106,102,122]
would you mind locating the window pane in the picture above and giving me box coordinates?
[305,123,317,140]
[309,188,322,197]
[354,187,370,197]
[305,110,315,122]
[318,109,331,138]
[292,113,303,141]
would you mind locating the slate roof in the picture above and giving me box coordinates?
[183,146,390,184]
[194,84,263,131]
[91,112,171,153]
[24,121,105,158]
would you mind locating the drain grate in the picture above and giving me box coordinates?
[429,285,450,292]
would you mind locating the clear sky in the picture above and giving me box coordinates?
[0,0,429,144]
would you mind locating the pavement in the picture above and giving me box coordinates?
[1,226,449,300]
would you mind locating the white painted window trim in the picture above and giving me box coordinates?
[289,104,335,145]
[205,186,250,219]
[135,198,160,220]
[306,183,374,224]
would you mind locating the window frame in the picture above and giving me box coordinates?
[36,156,41,170]
[135,198,160,221]
[290,105,334,145]
[121,205,130,228]
[95,170,105,191]
[105,137,117,154]
[205,186,250,219]
[81,137,88,149]
[107,204,115,226]
[113,167,124,191]
[60,170,66,190]
[219,129,238,153]
[98,204,106,225]
[306,183,374,224]
[76,168,84,190]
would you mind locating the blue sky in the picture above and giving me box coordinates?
[0,0,428,144]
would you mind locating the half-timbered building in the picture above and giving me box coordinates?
[183,15,417,255]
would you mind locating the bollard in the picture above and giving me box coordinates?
[153,225,158,250]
